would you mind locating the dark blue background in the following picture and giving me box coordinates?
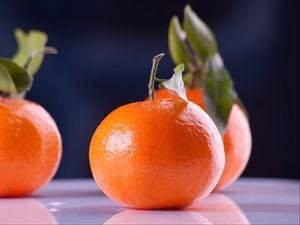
[1,0,299,179]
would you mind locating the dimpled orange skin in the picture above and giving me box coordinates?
[0,97,62,197]
[155,88,252,190]
[89,98,225,209]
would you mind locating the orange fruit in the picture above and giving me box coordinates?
[156,88,205,108]
[0,97,62,197]
[155,87,252,190]
[89,98,225,209]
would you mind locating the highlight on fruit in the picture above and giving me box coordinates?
[154,4,252,190]
[89,53,225,209]
[0,29,61,197]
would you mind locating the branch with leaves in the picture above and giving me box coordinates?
[0,28,57,98]
[168,5,248,133]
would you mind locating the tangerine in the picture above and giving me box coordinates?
[89,54,225,209]
[0,98,62,197]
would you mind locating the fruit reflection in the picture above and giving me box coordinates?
[189,193,249,224]
[104,193,249,225]
[104,209,212,224]
[0,199,57,224]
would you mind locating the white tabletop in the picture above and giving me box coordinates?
[0,178,299,224]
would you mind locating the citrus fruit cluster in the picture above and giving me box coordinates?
[0,5,251,210]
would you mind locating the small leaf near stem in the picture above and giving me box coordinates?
[168,16,189,67]
[148,53,164,101]
[160,63,188,102]
[23,47,57,71]
[0,58,31,95]
[0,63,17,95]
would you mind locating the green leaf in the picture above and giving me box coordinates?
[203,54,234,133]
[168,16,189,69]
[183,4,217,57]
[160,63,188,102]
[173,63,184,74]
[0,63,17,93]
[0,57,32,94]
[12,28,48,76]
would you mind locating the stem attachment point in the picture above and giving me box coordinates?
[23,47,58,71]
[148,53,164,101]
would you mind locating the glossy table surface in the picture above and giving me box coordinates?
[0,178,299,224]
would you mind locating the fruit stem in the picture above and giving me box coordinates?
[148,53,164,101]
[179,32,203,88]
[23,47,58,71]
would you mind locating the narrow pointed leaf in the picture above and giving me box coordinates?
[160,63,188,102]
[203,54,234,133]
[0,57,32,93]
[168,16,189,68]
[12,28,48,76]
[183,5,217,57]
[0,63,17,93]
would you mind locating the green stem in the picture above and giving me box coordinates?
[23,47,57,71]
[148,53,164,100]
